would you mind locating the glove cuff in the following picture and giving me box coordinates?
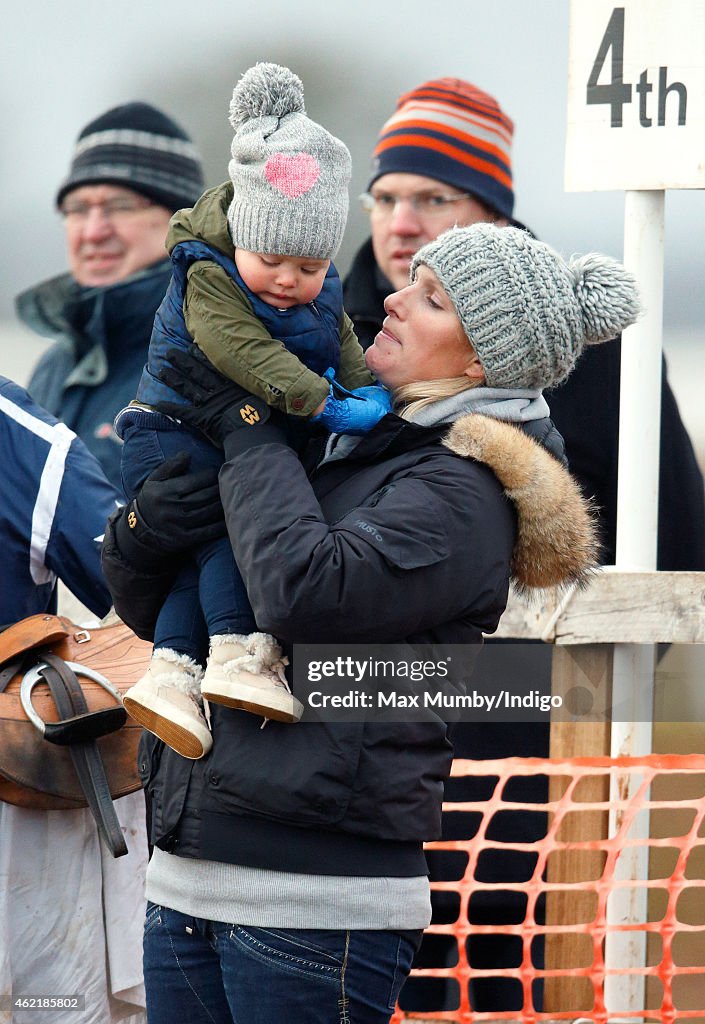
[223,416,290,462]
[109,502,173,571]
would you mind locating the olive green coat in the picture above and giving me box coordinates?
[169,182,372,417]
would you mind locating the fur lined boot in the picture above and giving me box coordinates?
[123,649,211,759]
[201,633,303,723]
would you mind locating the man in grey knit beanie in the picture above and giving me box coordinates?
[411,224,642,390]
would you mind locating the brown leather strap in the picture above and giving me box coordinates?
[39,654,128,858]
[0,658,24,694]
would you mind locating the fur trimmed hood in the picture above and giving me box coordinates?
[443,414,599,591]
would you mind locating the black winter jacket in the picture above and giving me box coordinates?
[343,237,705,571]
[102,411,596,875]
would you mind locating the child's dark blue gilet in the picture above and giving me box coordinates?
[135,241,343,409]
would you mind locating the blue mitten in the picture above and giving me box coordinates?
[311,370,392,435]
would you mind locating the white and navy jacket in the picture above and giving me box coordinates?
[0,376,119,624]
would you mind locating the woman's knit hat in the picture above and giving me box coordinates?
[227,63,351,259]
[411,224,642,390]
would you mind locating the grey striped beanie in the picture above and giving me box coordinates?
[411,224,642,390]
[56,102,205,213]
[227,63,351,259]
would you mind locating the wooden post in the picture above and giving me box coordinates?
[544,645,612,1014]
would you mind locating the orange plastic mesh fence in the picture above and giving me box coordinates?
[392,755,705,1024]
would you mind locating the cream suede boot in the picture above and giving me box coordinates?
[123,649,212,759]
[201,633,303,723]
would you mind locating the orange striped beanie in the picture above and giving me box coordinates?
[368,78,515,220]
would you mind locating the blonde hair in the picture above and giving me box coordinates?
[393,376,484,421]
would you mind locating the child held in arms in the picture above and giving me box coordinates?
[117,63,387,758]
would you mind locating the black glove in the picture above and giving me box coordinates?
[155,346,282,446]
[112,452,226,567]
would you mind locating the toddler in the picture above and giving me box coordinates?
[117,63,387,758]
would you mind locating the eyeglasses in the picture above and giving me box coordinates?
[359,190,472,218]
[59,196,154,221]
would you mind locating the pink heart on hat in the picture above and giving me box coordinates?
[265,152,320,199]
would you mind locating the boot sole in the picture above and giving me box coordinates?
[123,692,212,759]
[201,683,303,724]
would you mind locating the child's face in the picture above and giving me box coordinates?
[235,249,330,308]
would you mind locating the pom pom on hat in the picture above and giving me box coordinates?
[229,62,306,130]
[412,224,642,391]
[568,252,642,346]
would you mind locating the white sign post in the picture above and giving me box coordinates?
[566,2,705,1018]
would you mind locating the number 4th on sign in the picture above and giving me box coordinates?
[587,7,687,127]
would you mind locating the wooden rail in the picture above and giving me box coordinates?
[494,571,705,644]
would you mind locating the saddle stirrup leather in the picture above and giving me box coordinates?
[20,653,129,857]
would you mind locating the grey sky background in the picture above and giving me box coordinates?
[2,0,703,386]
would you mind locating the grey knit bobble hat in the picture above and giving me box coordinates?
[227,62,351,259]
[411,224,642,390]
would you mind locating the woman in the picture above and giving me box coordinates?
[102,223,640,1024]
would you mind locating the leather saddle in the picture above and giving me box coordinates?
[0,614,152,857]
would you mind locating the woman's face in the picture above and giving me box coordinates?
[365,265,485,389]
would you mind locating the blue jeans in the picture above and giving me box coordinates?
[121,417,256,661]
[143,902,419,1024]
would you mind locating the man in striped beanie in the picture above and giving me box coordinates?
[345,76,519,335]
[49,101,203,291]
[18,102,205,490]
